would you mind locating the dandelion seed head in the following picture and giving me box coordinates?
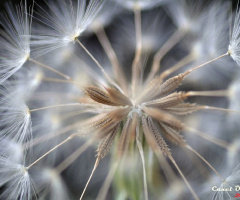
[0,0,239,199]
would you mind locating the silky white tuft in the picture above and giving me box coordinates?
[0,139,24,163]
[207,164,240,200]
[0,0,31,84]
[31,0,106,57]
[32,167,69,200]
[229,7,240,66]
[0,156,33,200]
[0,83,32,144]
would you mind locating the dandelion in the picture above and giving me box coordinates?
[1,0,240,200]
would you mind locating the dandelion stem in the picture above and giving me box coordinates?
[96,162,118,200]
[42,77,78,85]
[71,54,102,81]
[185,145,224,181]
[184,52,229,76]
[61,109,88,120]
[30,103,82,112]
[199,106,240,114]
[168,155,199,200]
[76,39,121,91]
[56,139,93,173]
[26,121,81,148]
[132,7,142,98]
[95,26,128,94]
[79,157,100,200]
[146,28,185,82]
[26,133,78,169]
[186,90,229,97]
[184,126,230,150]
[159,52,195,80]
[28,58,71,80]
[156,152,178,183]
[136,123,148,200]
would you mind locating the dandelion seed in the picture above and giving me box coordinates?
[0,0,69,84]
[31,0,106,56]
[0,0,31,84]
[186,2,236,87]
[0,83,32,145]
[0,155,33,200]
[229,5,240,66]
[32,167,69,200]
[206,164,240,200]
[32,0,120,89]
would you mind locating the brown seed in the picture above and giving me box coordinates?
[142,116,171,157]
[143,107,184,131]
[139,73,185,103]
[85,86,117,106]
[145,92,187,108]
[158,123,186,146]
[162,103,201,115]
[117,113,138,158]
[106,87,132,106]
[97,124,120,160]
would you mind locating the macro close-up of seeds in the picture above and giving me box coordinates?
[1,0,240,199]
